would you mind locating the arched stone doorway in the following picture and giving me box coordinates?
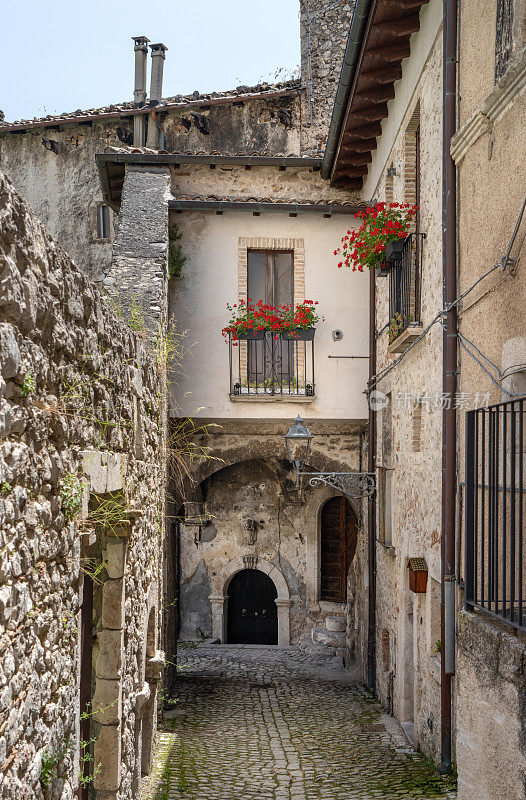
[210,557,291,646]
[227,570,278,644]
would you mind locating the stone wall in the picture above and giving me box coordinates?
[299,0,355,155]
[0,170,166,799]
[456,612,526,800]
[363,17,445,761]
[176,421,366,660]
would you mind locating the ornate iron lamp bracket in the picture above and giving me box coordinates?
[298,471,376,500]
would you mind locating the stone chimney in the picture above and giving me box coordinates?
[146,43,168,149]
[132,36,150,146]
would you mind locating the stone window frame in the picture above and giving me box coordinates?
[237,237,305,308]
[236,237,306,389]
[89,199,115,244]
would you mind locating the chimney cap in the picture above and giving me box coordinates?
[132,35,150,49]
[150,42,168,55]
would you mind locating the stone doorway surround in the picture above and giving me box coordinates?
[210,557,292,646]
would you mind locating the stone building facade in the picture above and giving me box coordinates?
[451,2,526,798]
[324,0,526,795]
[0,171,166,799]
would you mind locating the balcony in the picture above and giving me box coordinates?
[387,233,425,353]
[228,331,315,401]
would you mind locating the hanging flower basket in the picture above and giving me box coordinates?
[334,202,417,272]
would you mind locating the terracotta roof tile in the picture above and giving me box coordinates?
[0,80,301,132]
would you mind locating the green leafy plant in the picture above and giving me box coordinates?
[435,640,442,654]
[60,473,83,520]
[21,373,35,397]
[168,225,186,281]
[1,482,11,495]
[40,742,71,787]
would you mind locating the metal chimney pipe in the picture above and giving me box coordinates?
[146,43,168,149]
[132,36,149,146]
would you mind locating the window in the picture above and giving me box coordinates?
[495,0,514,82]
[320,496,358,602]
[247,250,293,307]
[377,467,393,547]
[96,204,111,239]
[247,250,294,382]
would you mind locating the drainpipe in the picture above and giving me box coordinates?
[440,0,457,774]
[132,36,149,147]
[146,43,168,150]
[367,266,377,691]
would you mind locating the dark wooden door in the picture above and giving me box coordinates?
[320,497,358,602]
[227,569,278,645]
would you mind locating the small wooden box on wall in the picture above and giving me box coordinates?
[408,557,428,593]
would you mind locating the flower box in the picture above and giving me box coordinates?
[281,327,316,341]
[385,237,407,264]
[235,329,265,340]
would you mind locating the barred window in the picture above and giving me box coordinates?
[495,0,514,82]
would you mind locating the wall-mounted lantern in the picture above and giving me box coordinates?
[284,416,375,500]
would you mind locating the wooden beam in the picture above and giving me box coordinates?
[360,66,403,85]
[332,177,363,190]
[341,139,378,153]
[343,123,382,140]
[388,0,428,9]
[333,164,369,178]
[338,152,373,166]
[364,43,411,62]
[351,103,389,122]
[373,15,420,37]
[356,86,396,104]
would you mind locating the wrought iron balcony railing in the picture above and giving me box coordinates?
[465,397,526,631]
[388,232,425,342]
[228,331,315,398]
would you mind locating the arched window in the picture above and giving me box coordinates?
[320,496,358,602]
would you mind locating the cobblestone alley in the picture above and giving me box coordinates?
[141,646,457,800]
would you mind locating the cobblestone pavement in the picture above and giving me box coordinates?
[141,644,456,800]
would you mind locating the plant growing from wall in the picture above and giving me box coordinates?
[334,202,417,271]
[60,473,83,520]
[21,373,36,397]
[1,482,11,495]
[168,225,186,281]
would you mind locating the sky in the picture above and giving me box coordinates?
[2,0,301,123]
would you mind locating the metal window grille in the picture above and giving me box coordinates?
[465,397,526,630]
[388,232,424,339]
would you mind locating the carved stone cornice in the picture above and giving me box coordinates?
[451,48,526,164]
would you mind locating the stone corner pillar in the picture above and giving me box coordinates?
[209,595,229,643]
[105,165,171,329]
[275,599,293,646]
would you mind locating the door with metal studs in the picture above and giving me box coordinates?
[227,569,278,645]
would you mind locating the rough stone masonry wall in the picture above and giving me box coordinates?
[0,170,165,799]
[299,0,355,155]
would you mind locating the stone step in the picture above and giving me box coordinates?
[325,615,346,632]
[312,626,346,648]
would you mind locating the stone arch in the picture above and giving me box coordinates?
[210,557,291,646]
